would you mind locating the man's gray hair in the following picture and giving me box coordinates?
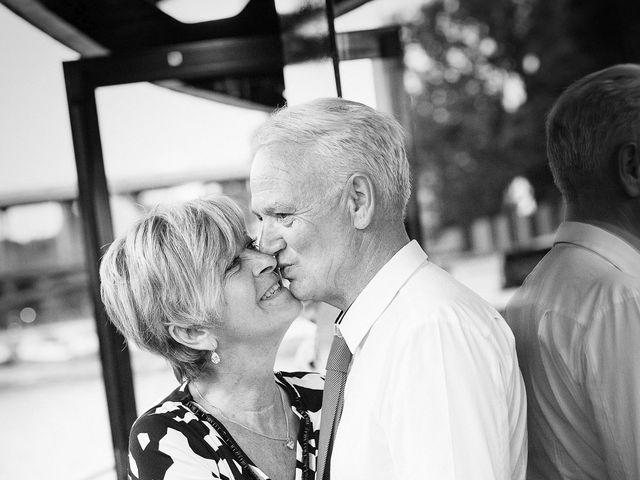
[99,196,245,381]
[546,64,640,202]
[252,97,411,216]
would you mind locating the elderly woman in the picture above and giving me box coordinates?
[99,196,323,480]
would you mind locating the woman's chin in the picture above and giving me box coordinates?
[261,287,303,326]
[279,293,303,321]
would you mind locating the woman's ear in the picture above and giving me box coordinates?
[346,173,376,230]
[618,142,640,197]
[168,325,216,351]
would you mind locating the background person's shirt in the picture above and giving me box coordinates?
[507,221,640,480]
[331,240,527,480]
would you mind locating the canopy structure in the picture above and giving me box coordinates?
[1,1,418,478]
[1,0,377,107]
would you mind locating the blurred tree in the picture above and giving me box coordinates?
[406,0,640,229]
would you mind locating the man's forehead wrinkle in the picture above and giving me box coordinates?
[265,142,329,176]
[270,161,296,175]
[250,181,298,215]
[252,164,302,190]
[250,145,332,217]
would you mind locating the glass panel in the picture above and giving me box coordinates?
[275,0,339,103]
[95,82,269,410]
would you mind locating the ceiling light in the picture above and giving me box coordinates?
[156,0,251,24]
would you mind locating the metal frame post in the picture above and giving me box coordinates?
[63,61,136,480]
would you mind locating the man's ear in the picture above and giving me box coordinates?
[618,142,640,197]
[168,325,216,351]
[346,173,375,230]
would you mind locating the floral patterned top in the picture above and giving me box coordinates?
[128,371,324,480]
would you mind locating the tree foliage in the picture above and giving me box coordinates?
[406,0,640,228]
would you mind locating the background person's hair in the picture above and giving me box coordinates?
[252,97,411,217]
[99,196,245,381]
[546,63,640,203]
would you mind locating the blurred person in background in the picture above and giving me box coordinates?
[506,64,640,480]
[99,196,323,480]
[250,97,527,480]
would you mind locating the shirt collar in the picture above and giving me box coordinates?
[554,221,640,275]
[337,240,428,353]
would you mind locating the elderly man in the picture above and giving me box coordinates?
[250,97,526,480]
[506,64,640,480]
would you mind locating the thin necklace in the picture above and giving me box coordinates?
[192,381,295,450]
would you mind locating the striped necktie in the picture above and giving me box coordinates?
[316,330,352,480]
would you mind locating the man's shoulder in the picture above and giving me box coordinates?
[512,244,640,309]
[397,260,496,315]
[380,261,509,347]
[369,261,518,382]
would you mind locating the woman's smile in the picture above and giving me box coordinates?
[260,281,282,301]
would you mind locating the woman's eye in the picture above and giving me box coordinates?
[225,256,241,273]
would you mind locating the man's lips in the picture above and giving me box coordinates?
[277,264,293,279]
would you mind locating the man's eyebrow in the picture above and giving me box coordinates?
[253,202,294,216]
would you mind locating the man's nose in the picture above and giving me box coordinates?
[258,222,286,256]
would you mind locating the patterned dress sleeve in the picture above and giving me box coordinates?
[128,401,227,480]
[277,370,324,479]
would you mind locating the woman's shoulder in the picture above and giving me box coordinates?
[131,383,197,434]
[129,383,226,479]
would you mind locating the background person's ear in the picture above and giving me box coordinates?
[618,142,640,197]
[346,173,375,229]
[168,325,216,351]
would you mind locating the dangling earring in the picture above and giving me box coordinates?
[210,351,221,365]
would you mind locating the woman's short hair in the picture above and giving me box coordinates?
[251,97,411,217]
[546,64,640,202]
[99,196,245,381]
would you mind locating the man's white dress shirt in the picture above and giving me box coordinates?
[330,240,527,479]
[507,222,640,480]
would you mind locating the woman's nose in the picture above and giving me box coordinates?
[249,250,277,276]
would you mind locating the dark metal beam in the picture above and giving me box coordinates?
[0,0,107,56]
[338,26,403,61]
[326,0,343,97]
[75,35,284,87]
[334,0,373,16]
[2,0,286,108]
[1,0,282,53]
[63,61,136,480]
